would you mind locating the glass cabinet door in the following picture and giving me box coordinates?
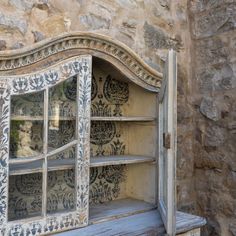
[4,56,92,235]
[8,77,78,220]
[9,91,44,221]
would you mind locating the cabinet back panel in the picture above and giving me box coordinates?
[92,59,157,117]
[89,166,127,205]
[126,163,156,204]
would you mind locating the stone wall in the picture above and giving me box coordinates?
[189,1,236,235]
[0,0,195,215]
[4,0,236,235]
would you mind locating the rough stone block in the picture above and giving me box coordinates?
[0,12,28,35]
[192,3,236,38]
[0,40,6,50]
[189,0,234,13]
[204,126,226,147]
[200,97,221,121]
[195,37,228,68]
[80,14,110,30]
[229,223,236,236]
[32,31,45,42]
[196,64,236,94]
[144,21,181,50]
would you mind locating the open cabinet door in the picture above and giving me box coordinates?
[158,50,177,236]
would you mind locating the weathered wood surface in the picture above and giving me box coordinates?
[57,209,205,236]
[10,155,156,175]
[91,116,155,121]
[176,211,206,234]
[9,155,44,164]
[89,198,156,224]
[177,228,201,236]
[158,49,177,235]
[90,155,155,167]
[0,33,163,92]
[57,210,166,236]
[9,158,75,175]
[11,115,76,120]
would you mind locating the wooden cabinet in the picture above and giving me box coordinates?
[0,33,205,236]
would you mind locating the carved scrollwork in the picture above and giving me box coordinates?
[0,33,162,91]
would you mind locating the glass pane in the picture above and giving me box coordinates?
[47,168,75,214]
[48,76,76,151]
[10,91,44,159]
[8,173,43,221]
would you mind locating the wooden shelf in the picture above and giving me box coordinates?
[89,198,156,224]
[9,158,75,176]
[58,210,165,236]
[58,209,206,236]
[9,155,44,164]
[48,159,75,172]
[11,116,75,121]
[11,115,44,121]
[176,211,207,234]
[9,155,155,175]
[91,116,155,122]
[90,155,155,167]
[11,116,155,122]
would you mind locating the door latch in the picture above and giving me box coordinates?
[163,133,171,149]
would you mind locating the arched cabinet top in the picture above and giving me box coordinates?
[0,32,163,92]
[1,56,91,95]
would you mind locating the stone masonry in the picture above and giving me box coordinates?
[189,1,236,235]
[0,0,235,235]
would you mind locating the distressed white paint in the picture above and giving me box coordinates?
[158,49,177,236]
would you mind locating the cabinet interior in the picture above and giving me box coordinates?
[89,58,158,221]
[7,57,158,224]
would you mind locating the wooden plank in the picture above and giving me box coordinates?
[56,209,206,236]
[11,115,44,121]
[91,116,155,121]
[11,116,75,121]
[89,198,156,224]
[57,210,165,236]
[176,211,206,234]
[48,159,75,171]
[9,155,44,164]
[49,116,76,120]
[158,49,177,235]
[177,228,201,236]
[9,159,43,175]
[90,155,155,167]
[9,156,155,175]
[9,158,75,175]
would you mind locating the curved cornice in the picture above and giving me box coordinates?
[0,32,163,91]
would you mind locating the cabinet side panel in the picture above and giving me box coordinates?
[0,81,10,228]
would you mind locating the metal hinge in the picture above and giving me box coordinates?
[163,132,171,149]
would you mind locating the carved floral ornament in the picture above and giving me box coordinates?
[0,32,163,92]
